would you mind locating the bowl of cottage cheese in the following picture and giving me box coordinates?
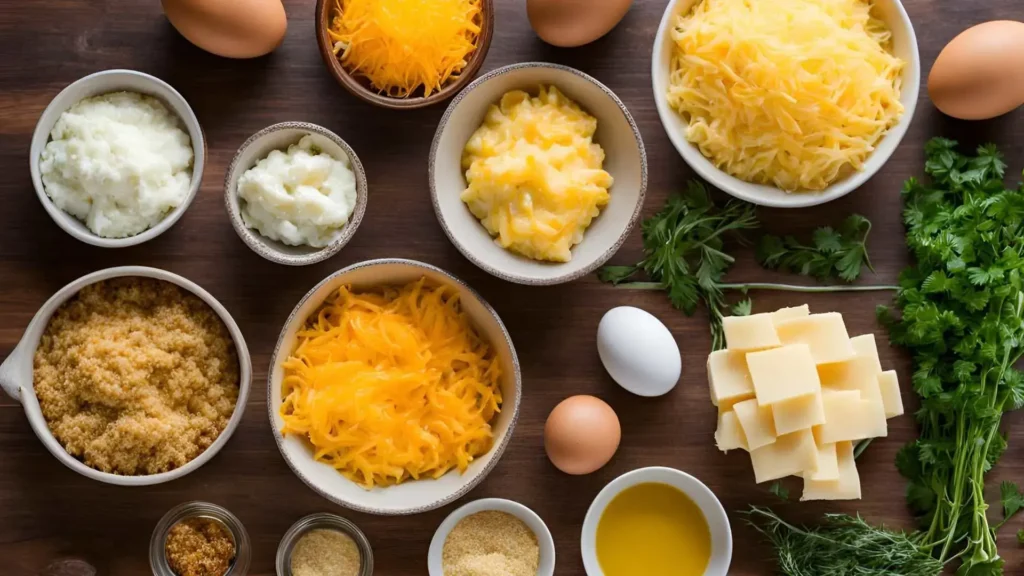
[30,69,205,247]
[224,122,368,266]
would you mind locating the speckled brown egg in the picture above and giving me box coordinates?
[544,395,621,475]
[527,0,633,48]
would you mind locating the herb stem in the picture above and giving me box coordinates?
[612,281,898,293]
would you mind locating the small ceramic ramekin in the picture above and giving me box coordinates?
[150,501,251,576]
[427,498,556,576]
[276,512,374,576]
[29,69,206,247]
[581,466,732,576]
[224,121,368,266]
[0,266,252,486]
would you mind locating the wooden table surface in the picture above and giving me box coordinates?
[3,1,1024,575]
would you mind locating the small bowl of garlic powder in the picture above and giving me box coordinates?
[30,69,205,248]
[224,122,368,266]
[428,498,555,576]
[276,513,373,576]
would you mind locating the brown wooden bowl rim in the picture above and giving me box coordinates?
[314,0,494,110]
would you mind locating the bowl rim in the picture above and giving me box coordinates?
[650,0,921,208]
[0,266,253,486]
[223,121,369,267]
[313,0,495,110]
[580,466,733,576]
[426,497,556,576]
[265,258,522,515]
[29,68,207,247]
[428,61,648,286]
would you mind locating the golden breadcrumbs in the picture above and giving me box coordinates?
[442,510,539,576]
[290,529,361,576]
[33,278,239,475]
[165,517,236,576]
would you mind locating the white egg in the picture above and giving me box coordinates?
[597,306,682,397]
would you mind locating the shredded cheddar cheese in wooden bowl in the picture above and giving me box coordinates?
[279,278,502,489]
[327,0,483,98]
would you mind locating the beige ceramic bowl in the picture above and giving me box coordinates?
[429,63,647,285]
[29,69,206,247]
[268,259,521,515]
[652,0,920,208]
[0,266,252,486]
[224,122,368,266]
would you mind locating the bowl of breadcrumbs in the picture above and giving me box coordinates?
[0,266,252,486]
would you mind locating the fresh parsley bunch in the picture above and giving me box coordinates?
[878,138,1024,574]
[758,214,875,282]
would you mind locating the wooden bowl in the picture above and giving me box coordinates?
[314,0,494,110]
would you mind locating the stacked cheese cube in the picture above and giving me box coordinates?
[708,305,904,501]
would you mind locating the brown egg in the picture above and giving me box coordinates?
[161,0,287,59]
[928,20,1024,120]
[527,0,632,48]
[544,395,621,475]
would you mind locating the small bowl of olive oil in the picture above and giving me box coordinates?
[580,466,732,576]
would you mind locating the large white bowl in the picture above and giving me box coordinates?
[581,466,732,576]
[268,259,522,515]
[29,69,206,247]
[0,266,252,486]
[427,498,555,576]
[652,0,920,208]
[430,62,647,285]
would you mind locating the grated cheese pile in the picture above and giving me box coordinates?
[667,0,904,191]
[280,279,502,489]
[328,0,482,98]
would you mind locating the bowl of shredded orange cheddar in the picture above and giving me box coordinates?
[315,0,494,109]
[269,259,521,515]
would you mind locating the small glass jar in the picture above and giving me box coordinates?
[150,501,251,576]
[276,512,374,576]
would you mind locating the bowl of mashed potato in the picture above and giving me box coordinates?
[30,69,205,247]
[224,122,368,266]
[430,63,647,285]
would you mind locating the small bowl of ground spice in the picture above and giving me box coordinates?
[150,501,251,576]
[276,513,373,576]
[428,498,555,576]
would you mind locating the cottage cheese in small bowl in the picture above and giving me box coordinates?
[237,135,358,248]
[39,91,194,239]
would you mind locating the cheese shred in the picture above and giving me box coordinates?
[280,279,502,489]
[667,0,904,191]
[328,0,482,98]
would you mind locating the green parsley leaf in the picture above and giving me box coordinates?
[756,214,875,282]
[1002,481,1024,521]
[769,481,789,501]
[1017,529,1024,545]
[731,298,753,316]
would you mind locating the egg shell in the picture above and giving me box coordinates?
[162,0,287,59]
[597,306,681,397]
[527,0,632,48]
[928,20,1024,120]
[544,395,621,475]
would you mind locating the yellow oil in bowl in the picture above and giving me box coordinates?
[595,482,711,575]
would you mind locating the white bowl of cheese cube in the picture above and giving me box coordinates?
[707,305,905,500]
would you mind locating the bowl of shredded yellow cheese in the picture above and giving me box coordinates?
[268,259,520,515]
[430,63,647,285]
[652,0,920,207]
[315,0,493,109]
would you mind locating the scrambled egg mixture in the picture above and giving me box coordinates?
[461,86,613,262]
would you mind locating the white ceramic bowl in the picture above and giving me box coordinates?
[430,62,647,285]
[29,69,206,246]
[0,266,252,486]
[224,122,368,266]
[651,0,920,208]
[581,466,732,576]
[428,498,556,576]
[268,259,521,515]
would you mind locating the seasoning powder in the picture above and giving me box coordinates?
[164,517,236,576]
[290,529,361,576]
[441,511,539,576]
